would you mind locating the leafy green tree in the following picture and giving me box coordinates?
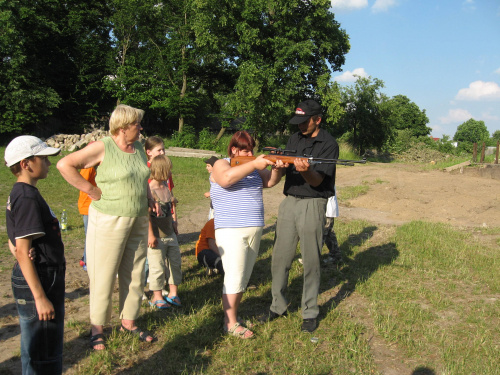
[437,134,456,154]
[491,130,500,142]
[317,80,345,135]
[453,118,489,144]
[337,76,389,155]
[193,0,349,142]
[0,0,62,133]
[0,0,113,135]
[381,95,430,137]
[105,0,231,133]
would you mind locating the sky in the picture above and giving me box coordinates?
[330,0,500,139]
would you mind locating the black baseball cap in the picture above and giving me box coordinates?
[289,99,322,124]
[204,156,218,166]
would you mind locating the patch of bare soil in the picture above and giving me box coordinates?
[0,162,499,374]
[338,163,500,228]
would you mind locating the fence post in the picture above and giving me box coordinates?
[496,141,499,165]
[480,142,486,163]
[473,143,477,163]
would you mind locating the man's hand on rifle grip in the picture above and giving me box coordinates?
[294,158,310,172]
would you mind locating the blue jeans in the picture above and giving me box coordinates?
[12,262,65,375]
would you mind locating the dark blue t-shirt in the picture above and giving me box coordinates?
[6,182,65,266]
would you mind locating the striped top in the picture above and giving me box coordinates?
[92,137,150,217]
[210,159,264,229]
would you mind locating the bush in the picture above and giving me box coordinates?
[170,125,197,148]
[197,127,217,150]
[456,141,473,154]
[383,129,440,154]
[215,133,232,155]
[396,142,448,163]
[261,134,289,150]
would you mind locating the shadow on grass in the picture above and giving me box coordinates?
[112,270,228,374]
[114,315,225,375]
[412,367,436,375]
[245,224,399,329]
[320,225,399,320]
[0,328,98,375]
[106,226,281,374]
[39,222,400,374]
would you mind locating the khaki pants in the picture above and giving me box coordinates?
[86,206,148,325]
[271,196,326,319]
[147,235,182,291]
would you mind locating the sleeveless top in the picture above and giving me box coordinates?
[92,137,149,217]
[210,158,264,229]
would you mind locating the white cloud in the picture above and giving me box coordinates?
[455,81,500,101]
[481,112,500,122]
[495,67,500,75]
[372,0,398,12]
[439,108,473,124]
[462,0,476,11]
[431,124,444,133]
[334,68,369,82]
[330,0,368,11]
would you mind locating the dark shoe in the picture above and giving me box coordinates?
[120,324,156,343]
[301,318,317,333]
[257,310,287,323]
[89,333,106,351]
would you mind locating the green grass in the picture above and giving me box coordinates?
[1,146,499,374]
[337,185,370,203]
[419,155,471,171]
[356,221,499,374]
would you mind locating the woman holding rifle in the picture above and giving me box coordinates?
[210,131,283,339]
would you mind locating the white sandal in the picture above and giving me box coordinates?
[225,322,254,339]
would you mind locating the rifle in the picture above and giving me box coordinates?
[230,147,367,167]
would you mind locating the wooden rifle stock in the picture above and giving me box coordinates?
[230,155,299,167]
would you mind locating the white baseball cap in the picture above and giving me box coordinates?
[5,136,61,167]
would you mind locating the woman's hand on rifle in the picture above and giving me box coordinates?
[252,154,275,170]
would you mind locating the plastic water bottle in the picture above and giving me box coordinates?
[60,209,68,231]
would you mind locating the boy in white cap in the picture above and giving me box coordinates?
[4,136,65,374]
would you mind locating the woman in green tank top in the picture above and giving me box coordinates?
[57,104,158,350]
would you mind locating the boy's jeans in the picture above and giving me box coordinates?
[12,262,65,375]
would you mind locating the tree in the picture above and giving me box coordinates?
[316,80,345,135]
[0,0,62,133]
[0,0,114,135]
[337,76,389,155]
[492,130,500,142]
[453,118,489,144]
[192,0,350,142]
[380,95,430,137]
[105,0,232,134]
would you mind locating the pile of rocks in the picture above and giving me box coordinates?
[45,129,110,151]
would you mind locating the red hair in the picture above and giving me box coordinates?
[227,131,255,157]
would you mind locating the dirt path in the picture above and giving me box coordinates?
[1,162,499,374]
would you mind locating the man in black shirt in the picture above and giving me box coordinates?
[264,99,339,333]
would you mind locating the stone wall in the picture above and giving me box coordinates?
[45,129,110,151]
[43,131,220,159]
